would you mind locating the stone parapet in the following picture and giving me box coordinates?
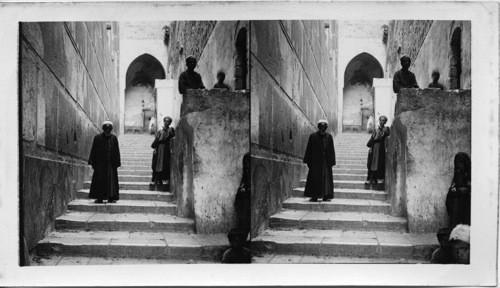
[386,88,471,233]
[171,89,249,234]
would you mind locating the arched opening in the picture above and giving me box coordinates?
[124,54,166,133]
[449,27,462,89]
[234,28,248,90]
[343,52,384,132]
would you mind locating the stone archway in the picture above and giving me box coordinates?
[124,54,166,133]
[343,52,384,132]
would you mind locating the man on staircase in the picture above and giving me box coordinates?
[303,119,336,202]
[88,121,121,204]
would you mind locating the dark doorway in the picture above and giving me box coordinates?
[343,53,384,132]
[234,28,248,90]
[124,54,166,133]
[449,27,462,90]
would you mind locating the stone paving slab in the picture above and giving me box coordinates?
[252,229,438,260]
[56,211,194,232]
[77,189,172,202]
[252,254,429,264]
[31,255,218,265]
[293,187,386,200]
[282,197,390,214]
[36,231,228,261]
[270,208,407,231]
[67,199,177,214]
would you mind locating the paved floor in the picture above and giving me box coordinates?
[252,254,429,264]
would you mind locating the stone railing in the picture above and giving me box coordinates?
[386,88,471,233]
[170,89,250,234]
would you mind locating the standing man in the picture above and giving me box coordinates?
[178,55,205,95]
[366,115,390,184]
[393,55,419,93]
[88,121,121,203]
[303,119,336,202]
[150,116,176,186]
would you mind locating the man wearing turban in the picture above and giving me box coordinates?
[303,119,336,202]
[393,55,419,93]
[88,121,121,203]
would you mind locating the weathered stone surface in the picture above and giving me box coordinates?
[386,88,471,233]
[250,21,339,238]
[21,22,120,250]
[171,89,249,234]
[387,21,471,90]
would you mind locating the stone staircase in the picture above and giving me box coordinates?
[36,134,228,264]
[252,132,439,263]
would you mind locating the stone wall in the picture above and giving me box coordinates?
[251,20,338,237]
[167,21,217,79]
[386,88,471,233]
[20,22,120,249]
[171,89,249,234]
[386,21,471,90]
[168,21,249,91]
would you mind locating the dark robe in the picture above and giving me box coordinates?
[367,126,390,180]
[88,133,121,200]
[214,82,231,90]
[393,69,419,93]
[428,82,444,90]
[303,131,336,199]
[178,70,205,94]
[445,152,471,229]
[151,126,175,181]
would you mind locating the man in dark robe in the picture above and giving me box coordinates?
[366,115,390,184]
[393,55,419,93]
[88,121,121,203]
[178,55,205,95]
[150,116,175,186]
[213,71,231,90]
[303,119,336,202]
[428,71,444,90]
[445,152,471,229]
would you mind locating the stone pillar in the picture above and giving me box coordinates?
[156,79,181,128]
[386,88,471,233]
[373,78,394,126]
[171,89,250,234]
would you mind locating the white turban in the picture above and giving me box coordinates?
[449,224,470,243]
[102,121,113,126]
[318,119,328,125]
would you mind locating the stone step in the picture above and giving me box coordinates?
[336,159,367,164]
[122,160,152,166]
[293,187,386,201]
[68,199,176,214]
[31,255,218,265]
[118,175,152,182]
[333,173,366,181]
[77,189,172,202]
[332,164,366,169]
[55,211,194,232]
[118,169,151,176]
[282,197,390,214]
[253,254,428,264]
[84,181,166,191]
[37,231,228,261]
[119,164,150,169]
[299,180,384,191]
[252,229,438,260]
[269,210,406,231]
[332,168,366,175]
[121,155,153,160]
[337,155,367,160]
